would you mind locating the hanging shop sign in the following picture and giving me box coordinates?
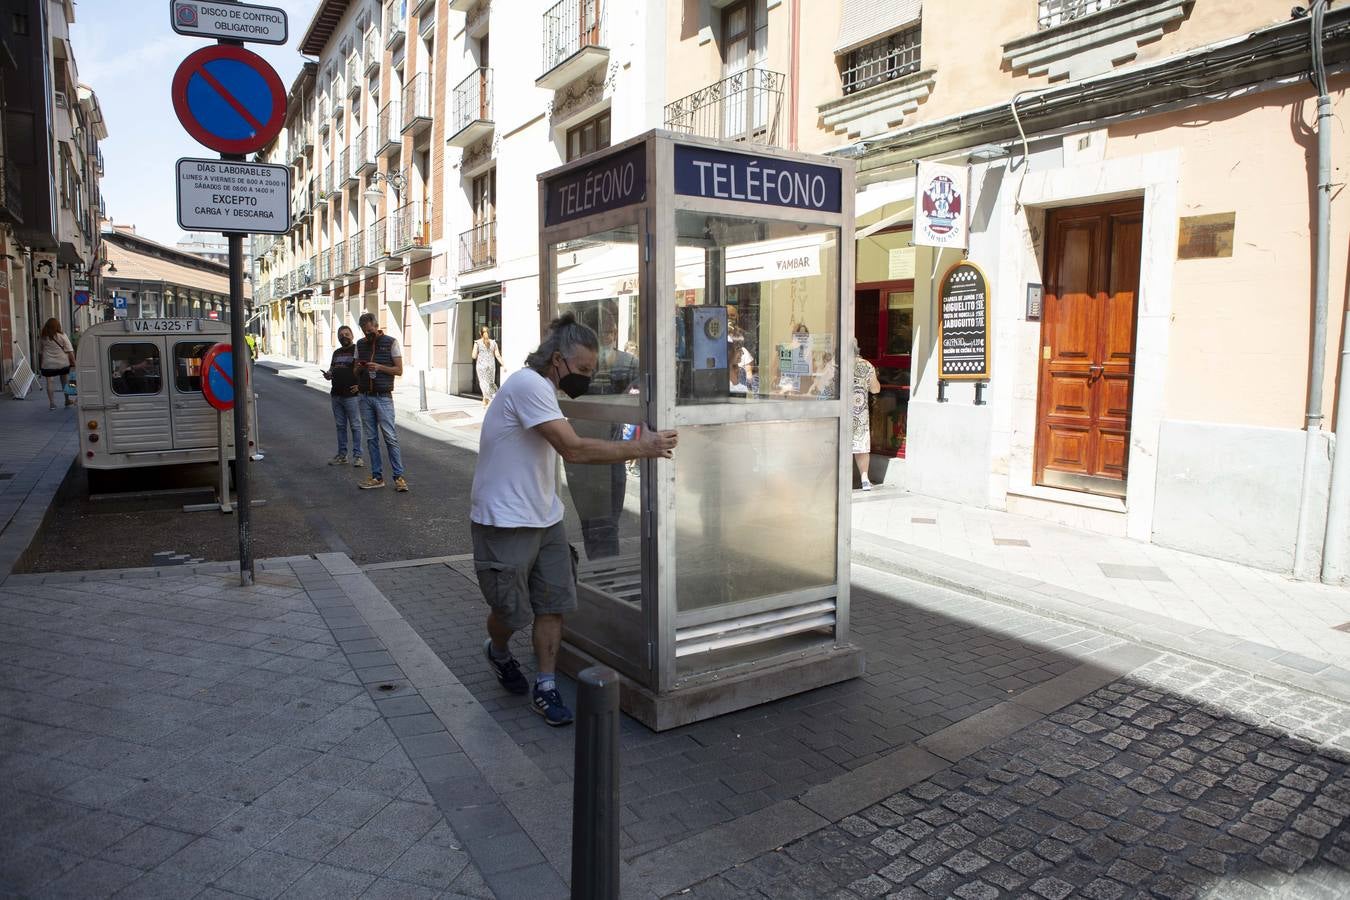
[544,143,647,227]
[914,161,969,250]
[938,261,989,381]
[674,145,843,213]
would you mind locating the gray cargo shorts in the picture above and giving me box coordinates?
[471,520,578,631]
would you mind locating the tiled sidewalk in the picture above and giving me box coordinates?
[0,557,498,899]
[0,394,77,575]
[852,489,1350,669]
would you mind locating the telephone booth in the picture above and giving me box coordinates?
[538,131,862,730]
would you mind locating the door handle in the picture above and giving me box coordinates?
[1088,364,1105,383]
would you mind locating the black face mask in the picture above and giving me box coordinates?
[339,335,353,347]
[557,356,591,399]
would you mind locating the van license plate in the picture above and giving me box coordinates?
[125,319,200,333]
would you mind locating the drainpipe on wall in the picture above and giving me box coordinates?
[1293,0,1335,580]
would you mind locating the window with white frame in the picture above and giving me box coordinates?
[842,22,921,95]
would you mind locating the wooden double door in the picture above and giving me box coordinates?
[1035,199,1143,498]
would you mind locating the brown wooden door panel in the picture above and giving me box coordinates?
[1035,199,1143,497]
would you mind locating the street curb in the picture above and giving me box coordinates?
[852,530,1350,707]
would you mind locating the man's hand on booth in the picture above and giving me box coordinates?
[535,419,678,464]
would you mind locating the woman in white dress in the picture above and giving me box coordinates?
[471,325,504,406]
[850,337,881,490]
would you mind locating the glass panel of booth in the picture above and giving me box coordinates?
[549,223,649,677]
[673,211,840,403]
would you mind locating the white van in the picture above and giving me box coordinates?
[76,319,258,476]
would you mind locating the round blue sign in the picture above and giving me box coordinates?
[171,45,286,155]
[201,343,236,411]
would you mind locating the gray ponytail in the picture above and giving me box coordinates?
[525,312,599,373]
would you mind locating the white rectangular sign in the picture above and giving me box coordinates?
[170,0,288,44]
[177,158,291,235]
[914,161,970,250]
[125,318,201,334]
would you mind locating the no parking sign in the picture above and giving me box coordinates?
[201,342,236,411]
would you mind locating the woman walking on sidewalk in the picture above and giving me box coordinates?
[472,325,504,407]
[37,318,75,410]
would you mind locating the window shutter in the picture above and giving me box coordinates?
[834,0,922,54]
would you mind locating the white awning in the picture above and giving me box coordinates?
[834,0,922,54]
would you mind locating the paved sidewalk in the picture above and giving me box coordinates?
[0,557,505,899]
[852,488,1350,687]
[256,356,485,452]
[0,394,77,576]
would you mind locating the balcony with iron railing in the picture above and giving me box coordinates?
[1,161,22,224]
[401,73,431,135]
[664,68,785,147]
[367,219,389,265]
[377,101,402,155]
[346,55,360,95]
[459,221,496,273]
[390,202,431,254]
[343,147,359,186]
[385,0,407,47]
[538,0,607,89]
[333,240,347,276]
[332,80,346,117]
[318,96,330,133]
[354,127,377,174]
[318,248,331,282]
[298,258,314,286]
[96,148,104,176]
[448,68,494,148]
[349,230,365,270]
[364,30,381,73]
[1038,0,1126,28]
[323,162,334,197]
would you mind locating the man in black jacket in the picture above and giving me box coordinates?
[355,313,408,492]
[322,326,363,467]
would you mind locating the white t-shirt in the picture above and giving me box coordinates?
[470,368,566,528]
[40,334,74,370]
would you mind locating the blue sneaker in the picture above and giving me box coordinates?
[483,640,528,695]
[532,686,574,727]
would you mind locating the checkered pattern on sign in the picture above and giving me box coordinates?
[948,268,979,284]
[943,359,984,373]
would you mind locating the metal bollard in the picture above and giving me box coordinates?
[418,368,428,412]
[571,666,620,900]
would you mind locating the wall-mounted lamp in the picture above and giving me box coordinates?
[363,170,406,201]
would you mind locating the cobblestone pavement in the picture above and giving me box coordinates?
[0,564,494,899]
[370,561,1126,858]
[681,654,1350,900]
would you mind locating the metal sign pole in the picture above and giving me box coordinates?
[227,225,252,584]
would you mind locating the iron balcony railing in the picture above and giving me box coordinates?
[459,221,496,272]
[96,148,104,175]
[367,219,388,264]
[451,68,493,135]
[298,259,315,285]
[390,201,430,252]
[346,55,360,95]
[323,163,334,196]
[401,73,431,132]
[378,101,402,154]
[842,24,921,94]
[354,127,376,172]
[385,0,406,47]
[1039,0,1125,28]
[333,240,347,276]
[664,68,785,147]
[319,248,331,281]
[332,78,345,116]
[1,161,22,223]
[339,147,351,186]
[318,96,330,133]
[541,0,604,77]
[364,30,381,73]
[349,231,364,269]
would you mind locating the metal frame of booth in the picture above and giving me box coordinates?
[538,130,862,730]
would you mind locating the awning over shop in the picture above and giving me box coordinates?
[855,178,915,239]
[834,0,922,54]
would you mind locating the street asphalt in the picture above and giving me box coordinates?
[17,367,479,572]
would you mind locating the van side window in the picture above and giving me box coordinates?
[174,341,215,392]
[109,343,162,396]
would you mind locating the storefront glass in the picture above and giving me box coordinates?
[856,228,914,458]
[674,212,840,404]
